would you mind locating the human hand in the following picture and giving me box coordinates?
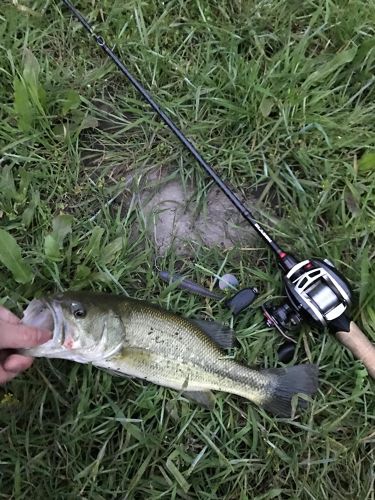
[0,306,51,384]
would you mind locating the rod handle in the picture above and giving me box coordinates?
[335,322,375,379]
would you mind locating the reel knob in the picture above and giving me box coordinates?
[262,301,302,343]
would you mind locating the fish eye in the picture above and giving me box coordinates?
[71,302,86,319]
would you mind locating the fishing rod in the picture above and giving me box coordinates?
[61,0,375,378]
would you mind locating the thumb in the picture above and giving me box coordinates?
[0,306,22,325]
[0,321,52,349]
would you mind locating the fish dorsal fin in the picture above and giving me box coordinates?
[191,319,237,349]
[182,390,216,410]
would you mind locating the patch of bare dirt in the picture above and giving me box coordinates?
[129,168,260,256]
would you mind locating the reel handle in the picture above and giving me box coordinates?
[335,322,375,379]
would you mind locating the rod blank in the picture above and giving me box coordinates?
[61,0,286,258]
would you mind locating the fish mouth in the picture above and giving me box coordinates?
[21,298,65,356]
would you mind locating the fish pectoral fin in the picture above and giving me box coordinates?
[182,390,216,410]
[191,319,237,349]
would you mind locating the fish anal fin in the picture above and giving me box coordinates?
[191,319,237,349]
[182,390,216,410]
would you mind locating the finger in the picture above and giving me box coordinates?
[3,354,34,373]
[0,321,51,349]
[0,364,19,384]
[0,306,21,325]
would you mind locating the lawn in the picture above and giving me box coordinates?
[0,0,374,498]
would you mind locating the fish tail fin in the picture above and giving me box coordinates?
[260,364,319,417]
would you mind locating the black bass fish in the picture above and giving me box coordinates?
[20,292,318,416]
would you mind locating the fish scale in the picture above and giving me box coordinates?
[110,304,272,403]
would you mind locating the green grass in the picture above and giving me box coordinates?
[0,0,374,498]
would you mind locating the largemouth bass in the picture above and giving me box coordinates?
[21,292,318,416]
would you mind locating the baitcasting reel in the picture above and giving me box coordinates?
[262,258,352,341]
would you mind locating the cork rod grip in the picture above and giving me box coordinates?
[335,322,375,379]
